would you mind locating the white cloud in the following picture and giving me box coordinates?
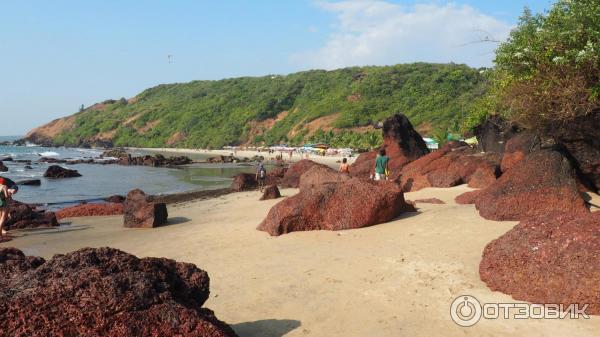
[291,0,513,69]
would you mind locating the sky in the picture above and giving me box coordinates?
[0,0,554,136]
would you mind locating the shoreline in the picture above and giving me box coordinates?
[130,147,358,168]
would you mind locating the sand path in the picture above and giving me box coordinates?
[3,185,600,336]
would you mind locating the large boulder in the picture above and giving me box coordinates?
[258,178,415,236]
[123,189,168,228]
[56,203,124,220]
[501,133,541,172]
[399,143,501,192]
[279,160,325,188]
[474,115,519,153]
[0,247,238,336]
[298,165,351,190]
[474,150,589,221]
[43,165,82,178]
[260,185,281,201]
[350,114,429,178]
[480,212,600,314]
[547,114,600,192]
[4,200,58,230]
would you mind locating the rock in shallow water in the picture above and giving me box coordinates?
[43,165,82,178]
[0,247,238,336]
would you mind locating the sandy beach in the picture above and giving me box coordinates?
[3,185,599,337]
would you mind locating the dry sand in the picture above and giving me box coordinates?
[3,185,600,337]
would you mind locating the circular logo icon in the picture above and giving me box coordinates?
[450,295,482,327]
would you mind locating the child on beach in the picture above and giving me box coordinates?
[339,158,350,174]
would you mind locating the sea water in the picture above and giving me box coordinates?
[0,136,254,209]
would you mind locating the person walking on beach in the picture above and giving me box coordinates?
[0,177,18,236]
[374,149,389,181]
[256,163,267,192]
[339,158,350,174]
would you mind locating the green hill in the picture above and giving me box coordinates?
[26,63,488,149]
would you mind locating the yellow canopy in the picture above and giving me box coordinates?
[464,136,478,145]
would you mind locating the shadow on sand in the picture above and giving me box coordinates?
[164,216,191,226]
[232,319,301,337]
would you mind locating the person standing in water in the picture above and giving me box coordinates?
[339,158,350,174]
[374,149,390,181]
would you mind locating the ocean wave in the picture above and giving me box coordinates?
[38,151,60,157]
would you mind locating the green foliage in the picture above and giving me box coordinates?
[50,63,487,148]
[492,0,600,129]
[307,130,383,151]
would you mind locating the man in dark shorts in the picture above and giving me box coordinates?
[0,176,18,236]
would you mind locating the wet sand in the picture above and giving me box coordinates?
[3,185,600,337]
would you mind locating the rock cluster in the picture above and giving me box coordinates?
[118,154,192,167]
[206,155,264,164]
[0,247,238,336]
[123,189,168,228]
[350,114,429,178]
[399,142,501,192]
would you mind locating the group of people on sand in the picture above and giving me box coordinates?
[0,176,19,238]
[252,148,390,193]
[339,148,390,180]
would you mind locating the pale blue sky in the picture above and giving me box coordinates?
[0,0,554,135]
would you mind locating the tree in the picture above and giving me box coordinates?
[492,0,600,130]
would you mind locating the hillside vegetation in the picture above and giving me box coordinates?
[463,0,600,132]
[29,63,487,149]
